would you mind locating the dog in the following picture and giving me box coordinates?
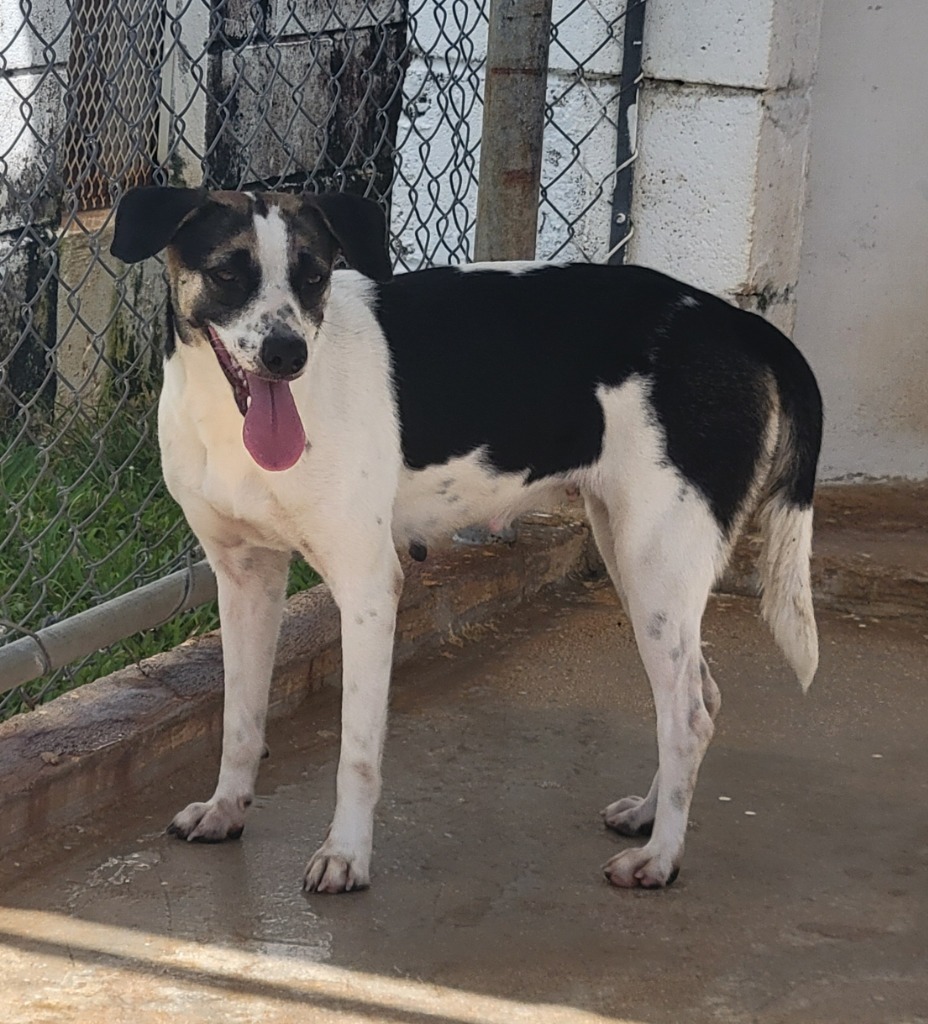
[111,186,822,893]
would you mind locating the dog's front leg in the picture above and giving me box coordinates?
[168,543,290,842]
[304,547,403,893]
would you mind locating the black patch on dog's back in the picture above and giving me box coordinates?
[374,264,819,531]
[646,302,775,529]
[376,265,656,481]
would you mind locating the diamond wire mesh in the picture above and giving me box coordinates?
[0,0,642,717]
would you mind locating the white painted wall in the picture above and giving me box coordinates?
[793,0,928,480]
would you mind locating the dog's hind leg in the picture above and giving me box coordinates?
[586,491,713,840]
[168,543,290,842]
[303,542,404,894]
[599,485,724,889]
[603,653,721,839]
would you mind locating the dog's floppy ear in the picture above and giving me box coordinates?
[306,193,393,282]
[111,186,206,264]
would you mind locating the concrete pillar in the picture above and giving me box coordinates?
[627,0,824,335]
[56,215,166,410]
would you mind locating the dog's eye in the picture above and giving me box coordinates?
[295,252,325,285]
[209,267,239,285]
[290,255,327,309]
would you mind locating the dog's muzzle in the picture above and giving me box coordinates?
[207,326,307,473]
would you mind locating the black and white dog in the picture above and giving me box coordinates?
[111,187,822,893]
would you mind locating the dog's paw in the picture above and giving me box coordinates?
[602,795,655,837]
[167,798,247,843]
[303,846,370,894]
[602,846,680,889]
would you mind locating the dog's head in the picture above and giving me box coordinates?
[110,186,391,471]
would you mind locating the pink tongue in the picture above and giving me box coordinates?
[242,373,306,472]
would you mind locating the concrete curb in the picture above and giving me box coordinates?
[0,513,590,864]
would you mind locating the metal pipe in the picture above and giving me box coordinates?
[474,0,554,261]
[0,560,216,696]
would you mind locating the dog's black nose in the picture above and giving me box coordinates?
[260,329,307,377]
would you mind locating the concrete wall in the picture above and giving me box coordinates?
[793,0,928,480]
[627,0,823,336]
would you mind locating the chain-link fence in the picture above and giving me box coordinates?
[0,0,645,716]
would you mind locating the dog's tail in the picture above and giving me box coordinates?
[754,324,823,692]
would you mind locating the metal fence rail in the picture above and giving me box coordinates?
[0,0,644,716]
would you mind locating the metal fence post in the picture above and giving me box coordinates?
[608,0,647,263]
[474,0,553,262]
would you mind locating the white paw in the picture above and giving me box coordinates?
[603,845,680,889]
[167,797,248,842]
[602,795,655,837]
[303,844,371,894]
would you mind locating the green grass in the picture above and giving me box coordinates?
[0,403,317,719]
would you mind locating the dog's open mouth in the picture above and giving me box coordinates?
[207,326,306,473]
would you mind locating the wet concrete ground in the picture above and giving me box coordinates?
[1,583,926,1023]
